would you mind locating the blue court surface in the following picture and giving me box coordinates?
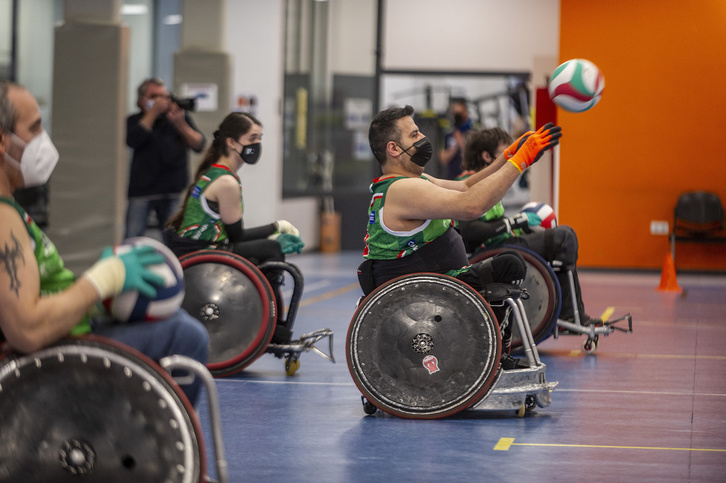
[194,251,726,482]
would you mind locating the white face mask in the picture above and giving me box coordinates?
[3,130,60,188]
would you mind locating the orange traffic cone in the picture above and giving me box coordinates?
[656,252,682,292]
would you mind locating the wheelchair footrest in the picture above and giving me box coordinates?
[556,312,633,338]
[471,364,558,411]
[265,328,335,363]
[480,283,528,304]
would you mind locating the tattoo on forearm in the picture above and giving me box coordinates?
[1,231,25,297]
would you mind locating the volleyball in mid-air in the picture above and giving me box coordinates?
[103,237,185,323]
[520,202,557,231]
[548,59,604,113]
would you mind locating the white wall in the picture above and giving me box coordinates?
[15,0,57,133]
[123,0,154,114]
[329,0,377,76]
[224,0,286,228]
[384,0,559,72]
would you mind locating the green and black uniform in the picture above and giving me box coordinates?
[168,163,280,263]
[0,196,90,341]
[363,175,471,288]
[455,170,520,252]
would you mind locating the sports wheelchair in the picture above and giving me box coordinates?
[347,267,557,419]
[0,335,227,483]
[469,246,633,354]
[178,251,334,377]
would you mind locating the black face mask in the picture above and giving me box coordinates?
[453,113,465,126]
[401,137,433,167]
[237,142,262,165]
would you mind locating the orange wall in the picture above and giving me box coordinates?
[558,0,726,271]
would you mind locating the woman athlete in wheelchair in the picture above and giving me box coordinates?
[164,112,332,376]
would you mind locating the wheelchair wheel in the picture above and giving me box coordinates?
[180,251,276,377]
[347,273,501,419]
[0,336,205,483]
[470,246,561,352]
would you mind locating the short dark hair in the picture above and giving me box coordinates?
[463,127,513,172]
[368,105,414,165]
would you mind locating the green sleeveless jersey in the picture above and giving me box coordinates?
[455,171,511,247]
[363,175,454,260]
[0,196,90,335]
[177,164,242,244]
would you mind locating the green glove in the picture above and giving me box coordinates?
[275,233,305,254]
[119,245,165,297]
[522,211,542,227]
[84,245,165,300]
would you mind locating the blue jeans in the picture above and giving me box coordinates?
[92,308,209,406]
[125,195,180,239]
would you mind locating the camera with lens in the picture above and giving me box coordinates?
[170,94,197,111]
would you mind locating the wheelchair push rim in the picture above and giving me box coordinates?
[0,336,205,482]
[347,273,502,419]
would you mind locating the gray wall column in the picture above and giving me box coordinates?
[49,0,128,273]
[175,0,232,168]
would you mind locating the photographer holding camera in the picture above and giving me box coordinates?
[125,78,205,239]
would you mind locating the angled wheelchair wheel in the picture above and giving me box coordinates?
[347,273,501,419]
[470,246,561,352]
[0,336,205,483]
[180,251,276,377]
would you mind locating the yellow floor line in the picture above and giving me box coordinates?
[494,438,726,452]
[600,306,615,321]
[299,282,360,307]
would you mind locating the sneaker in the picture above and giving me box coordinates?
[500,353,528,370]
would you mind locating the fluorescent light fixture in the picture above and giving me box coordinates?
[164,14,183,25]
[122,4,149,15]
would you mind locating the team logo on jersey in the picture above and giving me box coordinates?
[369,212,376,224]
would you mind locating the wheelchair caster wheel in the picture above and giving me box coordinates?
[582,338,598,354]
[361,396,378,415]
[515,404,526,418]
[525,395,537,411]
[285,357,300,376]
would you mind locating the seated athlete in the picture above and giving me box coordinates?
[458,127,601,326]
[0,81,208,405]
[164,112,303,343]
[361,105,562,366]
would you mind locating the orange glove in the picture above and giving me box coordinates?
[507,123,562,173]
[504,130,534,160]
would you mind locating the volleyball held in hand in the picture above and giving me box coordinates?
[103,237,185,323]
[548,59,604,113]
[520,202,557,231]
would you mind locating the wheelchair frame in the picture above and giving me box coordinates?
[0,336,228,483]
[348,274,557,419]
[180,251,334,377]
[472,246,633,353]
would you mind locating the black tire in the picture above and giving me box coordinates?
[180,251,276,377]
[0,336,205,482]
[347,273,502,419]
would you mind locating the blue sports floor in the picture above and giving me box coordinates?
[194,251,726,482]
